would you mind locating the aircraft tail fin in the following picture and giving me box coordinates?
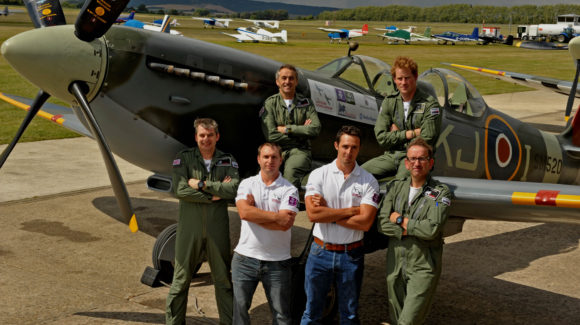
[224,20,230,28]
[472,27,479,38]
[273,21,280,29]
[160,15,171,33]
[281,30,288,43]
[362,24,369,34]
[128,11,135,20]
[424,27,431,37]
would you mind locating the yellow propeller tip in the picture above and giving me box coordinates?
[129,214,139,233]
[565,116,570,122]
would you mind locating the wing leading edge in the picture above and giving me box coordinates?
[437,177,580,224]
[0,92,91,138]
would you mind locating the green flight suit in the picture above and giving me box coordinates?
[260,93,321,189]
[362,86,441,180]
[166,147,240,325]
[377,177,451,325]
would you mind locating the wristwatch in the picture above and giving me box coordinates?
[396,215,404,226]
[197,180,205,190]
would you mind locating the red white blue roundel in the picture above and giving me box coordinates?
[485,115,522,180]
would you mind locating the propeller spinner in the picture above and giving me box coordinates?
[1,0,138,232]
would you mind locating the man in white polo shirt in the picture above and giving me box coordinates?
[300,125,380,325]
[233,142,300,325]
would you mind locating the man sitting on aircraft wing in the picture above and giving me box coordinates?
[362,56,442,180]
[260,64,321,189]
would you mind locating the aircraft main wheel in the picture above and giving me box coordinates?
[152,223,204,284]
[557,35,567,43]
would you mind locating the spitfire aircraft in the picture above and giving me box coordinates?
[192,17,232,29]
[318,24,368,43]
[433,27,482,45]
[1,0,580,298]
[244,19,280,29]
[223,26,287,43]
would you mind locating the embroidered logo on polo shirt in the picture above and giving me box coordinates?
[271,192,281,204]
[288,196,298,207]
[372,193,381,204]
[352,185,362,198]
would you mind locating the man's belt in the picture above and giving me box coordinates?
[314,237,363,252]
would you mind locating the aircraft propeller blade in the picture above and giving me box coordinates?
[23,0,66,28]
[565,59,579,124]
[0,90,50,168]
[69,82,139,232]
[74,0,131,42]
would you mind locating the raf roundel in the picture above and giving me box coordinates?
[484,114,522,180]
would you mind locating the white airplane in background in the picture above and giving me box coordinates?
[244,19,280,29]
[223,26,287,43]
[192,17,232,28]
[318,24,368,43]
[377,27,437,44]
[125,15,182,36]
[153,17,179,27]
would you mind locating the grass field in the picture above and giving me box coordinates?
[1,7,577,144]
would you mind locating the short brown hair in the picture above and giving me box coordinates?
[335,125,361,144]
[391,56,418,79]
[276,64,298,80]
[194,118,219,135]
[407,137,433,158]
[257,142,282,157]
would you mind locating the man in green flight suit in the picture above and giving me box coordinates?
[362,56,441,180]
[166,118,240,325]
[260,64,321,189]
[377,137,452,325]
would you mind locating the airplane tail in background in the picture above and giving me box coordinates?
[128,11,135,20]
[223,20,230,28]
[362,24,369,34]
[424,27,432,37]
[472,27,479,38]
[160,15,171,33]
[273,21,280,29]
[280,30,288,43]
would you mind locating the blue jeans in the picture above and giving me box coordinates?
[231,252,292,325]
[300,241,365,325]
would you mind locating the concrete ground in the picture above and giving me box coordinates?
[0,90,579,324]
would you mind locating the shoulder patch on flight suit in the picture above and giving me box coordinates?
[259,106,265,117]
[441,196,451,206]
[430,107,440,115]
[216,157,232,167]
[297,98,310,107]
[424,187,441,200]
[172,158,181,167]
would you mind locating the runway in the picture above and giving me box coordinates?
[0,90,579,324]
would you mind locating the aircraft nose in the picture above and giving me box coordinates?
[1,25,107,103]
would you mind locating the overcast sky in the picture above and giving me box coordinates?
[257,0,580,9]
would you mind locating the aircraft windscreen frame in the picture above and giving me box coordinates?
[419,68,487,118]
[316,55,391,95]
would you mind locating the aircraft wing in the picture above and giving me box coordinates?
[378,34,407,42]
[222,32,254,42]
[436,177,580,224]
[0,92,91,138]
[192,17,211,21]
[442,63,580,97]
[318,27,344,32]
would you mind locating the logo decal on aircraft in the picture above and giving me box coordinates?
[485,114,522,180]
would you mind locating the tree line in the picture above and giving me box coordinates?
[317,4,580,25]
[1,1,578,24]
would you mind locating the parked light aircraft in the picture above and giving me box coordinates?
[193,17,232,29]
[244,19,279,29]
[2,6,25,15]
[223,26,287,43]
[378,27,437,45]
[433,27,482,45]
[318,24,368,43]
[1,0,580,314]
[115,10,134,23]
[124,15,182,36]
[153,17,179,27]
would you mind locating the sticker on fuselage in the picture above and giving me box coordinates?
[307,79,379,125]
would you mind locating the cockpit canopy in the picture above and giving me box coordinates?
[316,55,487,117]
[419,68,486,117]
